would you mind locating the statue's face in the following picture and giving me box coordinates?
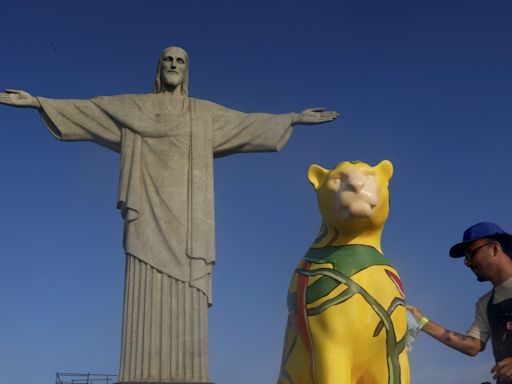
[160,47,187,90]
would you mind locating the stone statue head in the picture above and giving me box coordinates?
[153,46,189,96]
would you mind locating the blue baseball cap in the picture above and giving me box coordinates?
[449,222,507,258]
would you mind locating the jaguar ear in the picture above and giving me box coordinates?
[375,160,393,181]
[308,164,330,191]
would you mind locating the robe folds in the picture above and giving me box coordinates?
[38,93,294,304]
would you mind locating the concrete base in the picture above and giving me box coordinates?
[116,382,213,384]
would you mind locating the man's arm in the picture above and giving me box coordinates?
[407,305,485,356]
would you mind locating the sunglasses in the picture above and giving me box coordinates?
[464,242,496,265]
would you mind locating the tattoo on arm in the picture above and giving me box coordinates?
[441,329,452,344]
[438,328,484,354]
[442,329,470,344]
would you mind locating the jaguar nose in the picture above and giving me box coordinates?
[346,171,365,192]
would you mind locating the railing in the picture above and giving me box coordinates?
[55,372,117,384]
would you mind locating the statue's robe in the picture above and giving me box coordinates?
[38,93,294,383]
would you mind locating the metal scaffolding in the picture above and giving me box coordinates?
[55,372,117,384]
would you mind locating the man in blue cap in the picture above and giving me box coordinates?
[408,222,512,383]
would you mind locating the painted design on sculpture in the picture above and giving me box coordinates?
[278,160,410,384]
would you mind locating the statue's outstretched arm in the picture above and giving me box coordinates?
[0,89,41,109]
[291,108,339,125]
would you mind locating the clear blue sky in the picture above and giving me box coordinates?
[1,1,511,383]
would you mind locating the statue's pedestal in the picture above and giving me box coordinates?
[117,382,213,384]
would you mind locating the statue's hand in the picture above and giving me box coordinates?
[0,89,40,108]
[292,108,339,125]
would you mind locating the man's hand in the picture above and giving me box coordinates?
[0,89,40,108]
[406,305,426,322]
[292,108,339,125]
[492,358,512,383]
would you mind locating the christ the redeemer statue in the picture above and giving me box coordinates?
[0,46,338,384]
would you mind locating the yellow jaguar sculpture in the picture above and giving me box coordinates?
[277,160,409,384]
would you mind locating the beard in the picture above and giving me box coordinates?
[475,270,488,282]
